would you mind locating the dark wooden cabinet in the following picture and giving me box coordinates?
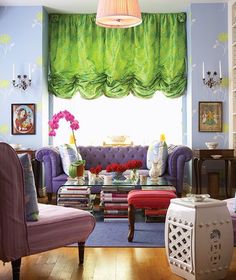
[193,149,234,159]
[193,149,235,197]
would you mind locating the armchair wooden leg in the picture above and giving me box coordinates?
[78,242,85,265]
[128,204,135,242]
[11,258,21,280]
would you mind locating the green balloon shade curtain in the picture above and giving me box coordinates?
[49,13,187,99]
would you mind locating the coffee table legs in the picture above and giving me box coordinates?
[128,204,135,242]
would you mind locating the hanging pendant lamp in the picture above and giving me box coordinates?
[96,0,142,29]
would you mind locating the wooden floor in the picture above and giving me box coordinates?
[2,192,233,279]
[1,247,236,280]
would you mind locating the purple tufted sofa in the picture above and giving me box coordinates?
[36,145,193,200]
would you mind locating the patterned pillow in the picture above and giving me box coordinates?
[146,140,168,176]
[18,153,39,221]
[58,144,82,176]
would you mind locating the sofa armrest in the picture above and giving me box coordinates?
[35,147,63,193]
[167,145,193,195]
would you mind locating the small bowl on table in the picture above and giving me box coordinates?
[205,142,218,150]
[211,155,222,159]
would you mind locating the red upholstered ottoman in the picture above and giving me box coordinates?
[127,190,177,242]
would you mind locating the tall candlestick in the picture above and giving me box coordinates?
[28,64,31,80]
[202,62,205,79]
[12,64,15,80]
[219,60,222,78]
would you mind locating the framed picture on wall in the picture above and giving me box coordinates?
[11,103,36,135]
[198,101,222,132]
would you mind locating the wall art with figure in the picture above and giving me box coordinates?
[11,103,36,135]
[199,101,222,132]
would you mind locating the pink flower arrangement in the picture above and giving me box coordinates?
[89,165,102,175]
[106,163,128,173]
[126,160,142,170]
[106,160,143,174]
[48,110,80,153]
[48,110,79,136]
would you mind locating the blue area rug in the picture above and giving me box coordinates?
[86,221,165,248]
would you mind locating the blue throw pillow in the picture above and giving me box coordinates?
[146,140,168,176]
[58,144,82,176]
[18,153,39,221]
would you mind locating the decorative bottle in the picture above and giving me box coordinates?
[149,159,160,182]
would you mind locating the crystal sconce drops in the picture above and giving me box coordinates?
[202,61,223,89]
[12,64,32,91]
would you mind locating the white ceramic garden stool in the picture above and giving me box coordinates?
[165,197,234,280]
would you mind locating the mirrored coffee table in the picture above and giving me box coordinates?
[57,177,175,221]
[101,177,174,222]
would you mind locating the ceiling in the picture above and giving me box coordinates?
[0,0,227,14]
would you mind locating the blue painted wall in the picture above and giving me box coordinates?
[189,2,228,190]
[0,6,49,149]
[190,3,228,149]
[0,3,229,159]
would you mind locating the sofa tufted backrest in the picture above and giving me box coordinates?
[78,145,149,170]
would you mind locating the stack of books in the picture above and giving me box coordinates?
[57,186,93,212]
[100,185,134,222]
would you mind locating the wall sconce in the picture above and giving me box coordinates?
[202,61,222,88]
[12,64,31,91]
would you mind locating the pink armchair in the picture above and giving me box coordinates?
[0,143,96,280]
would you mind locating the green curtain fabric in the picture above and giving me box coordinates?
[49,13,187,99]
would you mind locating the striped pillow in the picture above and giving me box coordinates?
[18,153,39,221]
[58,144,82,176]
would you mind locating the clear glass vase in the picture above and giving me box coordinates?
[112,172,126,181]
[89,172,102,184]
[130,169,139,184]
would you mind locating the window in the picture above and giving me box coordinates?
[52,93,182,146]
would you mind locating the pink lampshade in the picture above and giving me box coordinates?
[96,0,142,28]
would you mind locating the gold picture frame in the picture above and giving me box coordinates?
[198,101,222,132]
[11,103,36,135]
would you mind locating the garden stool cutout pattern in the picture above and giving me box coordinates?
[165,197,234,280]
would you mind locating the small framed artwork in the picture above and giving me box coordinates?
[11,103,36,135]
[199,101,222,132]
